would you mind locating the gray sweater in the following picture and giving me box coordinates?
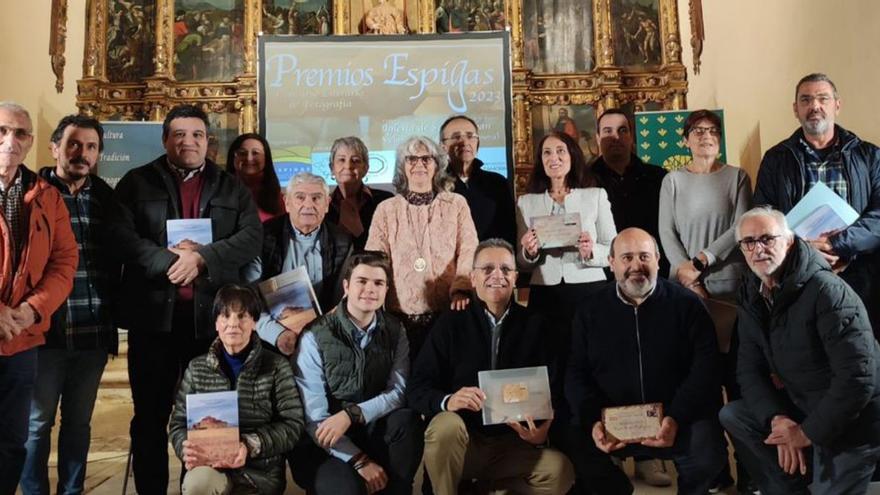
[658,164,751,300]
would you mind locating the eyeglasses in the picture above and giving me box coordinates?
[405,155,434,165]
[0,125,32,140]
[442,132,479,143]
[474,264,516,276]
[689,126,720,137]
[738,234,781,252]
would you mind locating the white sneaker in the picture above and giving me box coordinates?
[634,459,673,487]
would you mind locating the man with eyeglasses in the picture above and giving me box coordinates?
[439,115,516,246]
[719,206,880,494]
[754,72,880,335]
[0,102,78,494]
[408,238,575,494]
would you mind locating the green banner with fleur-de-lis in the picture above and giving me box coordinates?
[634,109,726,172]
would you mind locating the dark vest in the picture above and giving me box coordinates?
[310,303,402,413]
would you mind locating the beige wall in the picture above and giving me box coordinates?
[677,0,880,181]
[3,0,878,176]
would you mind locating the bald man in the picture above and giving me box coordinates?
[563,228,726,495]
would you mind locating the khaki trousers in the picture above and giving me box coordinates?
[423,412,574,495]
[181,466,260,495]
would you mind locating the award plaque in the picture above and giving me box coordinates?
[478,366,552,426]
[531,213,582,249]
[601,403,663,443]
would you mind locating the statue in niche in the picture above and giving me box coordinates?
[363,0,407,34]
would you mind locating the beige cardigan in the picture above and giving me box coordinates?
[366,192,478,315]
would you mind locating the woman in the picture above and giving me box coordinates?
[326,136,393,249]
[516,131,616,405]
[226,133,285,222]
[366,136,478,358]
[169,285,304,495]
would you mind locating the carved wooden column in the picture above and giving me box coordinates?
[659,0,687,109]
[144,0,175,120]
[593,0,621,112]
[77,0,108,116]
[237,0,259,133]
[334,0,350,34]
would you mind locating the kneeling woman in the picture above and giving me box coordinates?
[169,285,304,495]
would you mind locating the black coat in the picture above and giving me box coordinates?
[259,216,353,312]
[327,186,393,250]
[451,159,517,246]
[565,278,720,427]
[109,156,262,337]
[407,298,550,436]
[737,238,880,449]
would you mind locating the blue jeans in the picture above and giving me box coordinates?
[0,347,38,495]
[720,399,880,495]
[20,348,108,495]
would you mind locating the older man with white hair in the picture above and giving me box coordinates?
[720,206,880,495]
[256,172,354,355]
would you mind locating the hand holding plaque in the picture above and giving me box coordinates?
[530,213,582,249]
[600,403,664,444]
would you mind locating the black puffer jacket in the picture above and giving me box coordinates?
[169,335,304,494]
[737,238,880,449]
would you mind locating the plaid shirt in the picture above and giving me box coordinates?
[800,137,849,203]
[46,171,117,353]
[0,168,26,274]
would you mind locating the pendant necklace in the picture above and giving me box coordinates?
[406,200,433,272]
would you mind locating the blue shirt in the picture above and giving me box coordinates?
[294,312,410,461]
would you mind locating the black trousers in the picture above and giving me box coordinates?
[290,408,424,495]
[127,305,212,494]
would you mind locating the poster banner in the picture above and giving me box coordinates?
[634,109,726,171]
[99,122,165,188]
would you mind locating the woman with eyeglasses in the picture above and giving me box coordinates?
[325,136,394,249]
[658,109,753,492]
[226,133,285,222]
[366,136,478,359]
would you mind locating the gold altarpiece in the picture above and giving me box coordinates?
[72,0,688,190]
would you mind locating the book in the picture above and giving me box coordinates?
[257,266,322,333]
[478,366,553,426]
[785,182,859,240]
[167,218,213,248]
[186,390,240,464]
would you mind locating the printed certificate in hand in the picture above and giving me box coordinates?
[531,213,581,249]
[601,403,663,443]
[478,366,552,426]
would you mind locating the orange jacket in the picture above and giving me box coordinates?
[0,167,78,356]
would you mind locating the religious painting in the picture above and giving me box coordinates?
[434,0,506,34]
[261,0,332,35]
[107,0,155,82]
[531,104,598,163]
[611,0,661,69]
[522,0,593,73]
[173,0,245,82]
[206,111,241,166]
[353,0,415,34]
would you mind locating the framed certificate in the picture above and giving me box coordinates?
[478,366,553,426]
[531,212,581,249]
[601,402,663,443]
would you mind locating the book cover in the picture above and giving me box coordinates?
[167,218,213,248]
[786,182,859,240]
[186,390,239,464]
[257,266,322,332]
[478,366,553,426]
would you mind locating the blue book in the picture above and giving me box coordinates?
[167,219,213,248]
[186,390,239,464]
[786,182,859,240]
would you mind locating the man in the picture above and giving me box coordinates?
[754,73,880,334]
[440,115,516,246]
[408,238,574,495]
[719,206,880,494]
[565,228,726,495]
[110,104,261,493]
[291,251,422,494]
[591,109,669,280]
[20,116,119,494]
[0,102,78,494]
[554,107,579,141]
[256,172,354,356]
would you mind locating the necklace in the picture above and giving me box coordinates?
[405,199,433,272]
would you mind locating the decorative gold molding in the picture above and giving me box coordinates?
[50,0,69,93]
[594,0,614,68]
[335,0,349,34]
[659,0,681,65]
[689,0,704,74]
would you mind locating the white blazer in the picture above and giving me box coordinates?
[516,187,617,286]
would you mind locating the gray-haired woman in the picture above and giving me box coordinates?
[366,136,478,358]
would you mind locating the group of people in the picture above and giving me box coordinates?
[0,70,878,495]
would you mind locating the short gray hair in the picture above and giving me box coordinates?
[329,136,369,171]
[795,73,839,100]
[287,171,329,196]
[735,206,794,241]
[473,238,515,266]
[0,102,32,131]
[392,136,453,194]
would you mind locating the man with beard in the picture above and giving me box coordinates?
[720,207,880,494]
[20,116,120,494]
[564,228,726,494]
[754,73,880,335]
[591,109,669,279]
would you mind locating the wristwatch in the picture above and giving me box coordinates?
[691,256,707,272]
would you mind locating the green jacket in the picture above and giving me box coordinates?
[169,335,303,494]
